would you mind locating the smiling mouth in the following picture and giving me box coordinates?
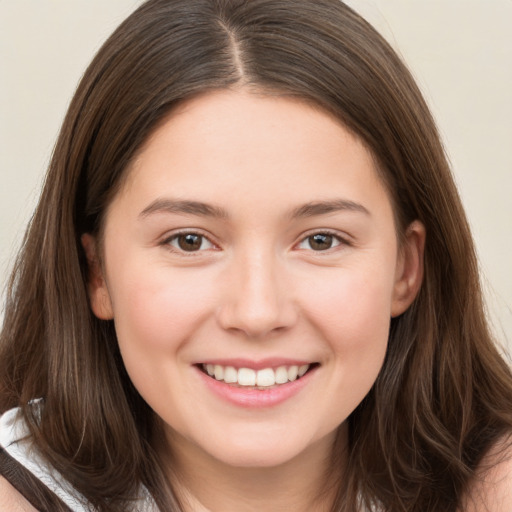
[198,363,319,389]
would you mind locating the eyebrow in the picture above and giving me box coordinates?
[289,199,370,219]
[139,199,229,219]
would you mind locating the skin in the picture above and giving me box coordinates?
[460,436,512,511]
[0,477,38,512]
[82,89,425,511]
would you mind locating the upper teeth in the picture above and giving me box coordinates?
[203,364,310,387]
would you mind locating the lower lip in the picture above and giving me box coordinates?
[196,367,316,408]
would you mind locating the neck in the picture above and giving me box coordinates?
[163,426,347,512]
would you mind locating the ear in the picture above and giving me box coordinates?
[81,233,114,320]
[391,220,426,317]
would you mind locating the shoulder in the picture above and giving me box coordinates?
[0,476,38,511]
[461,435,512,511]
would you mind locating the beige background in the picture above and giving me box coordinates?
[1,1,511,354]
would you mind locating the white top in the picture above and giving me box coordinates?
[0,402,157,511]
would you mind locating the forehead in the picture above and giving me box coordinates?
[111,89,392,222]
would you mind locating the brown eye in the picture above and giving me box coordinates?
[167,233,214,252]
[178,234,202,251]
[298,233,342,251]
[309,234,333,251]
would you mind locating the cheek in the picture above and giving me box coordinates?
[301,270,393,422]
[298,265,394,387]
[303,267,393,337]
[107,260,217,354]
[105,262,220,414]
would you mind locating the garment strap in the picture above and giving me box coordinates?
[0,446,74,512]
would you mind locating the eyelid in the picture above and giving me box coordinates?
[161,229,219,254]
[294,229,352,251]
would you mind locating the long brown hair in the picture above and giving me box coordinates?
[1,1,511,510]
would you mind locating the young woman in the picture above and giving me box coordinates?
[1,1,511,511]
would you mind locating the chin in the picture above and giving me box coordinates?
[213,446,301,469]
[191,425,335,470]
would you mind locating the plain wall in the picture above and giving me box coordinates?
[1,0,511,353]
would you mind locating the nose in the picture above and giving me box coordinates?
[216,250,298,339]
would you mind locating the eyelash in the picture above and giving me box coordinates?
[161,230,217,255]
[161,229,350,255]
[295,230,349,252]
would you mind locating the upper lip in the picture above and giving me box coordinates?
[195,358,316,370]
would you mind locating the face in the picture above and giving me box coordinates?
[84,90,424,471]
